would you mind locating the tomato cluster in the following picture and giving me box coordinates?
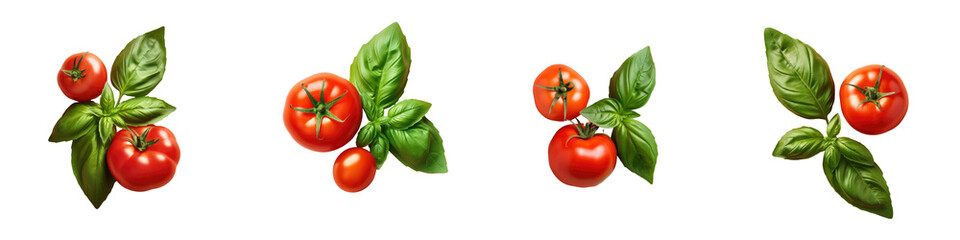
[533,65,616,187]
[284,73,375,192]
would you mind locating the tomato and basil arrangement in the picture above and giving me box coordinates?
[764,28,907,218]
[283,22,447,193]
[534,47,659,187]
[48,27,178,208]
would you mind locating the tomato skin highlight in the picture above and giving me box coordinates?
[333,147,377,192]
[533,64,590,121]
[839,65,908,135]
[106,125,181,192]
[548,124,617,187]
[57,52,107,102]
[283,73,363,152]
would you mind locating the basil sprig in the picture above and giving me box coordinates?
[48,27,175,208]
[350,23,447,173]
[580,47,659,184]
[764,28,892,218]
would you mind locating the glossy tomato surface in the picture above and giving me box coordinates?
[57,52,107,101]
[548,124,616,187]
[533,64,589,121]
[107,125,181,192]
[284,73,363,152]
[333,147,376,192]
[839,65,908,135]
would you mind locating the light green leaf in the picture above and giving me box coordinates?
[580,98,624,129]
[772,127,826,160]
[764,28,834,120]
[111,26,166,97]
[115,97,176,126]
[385,99,431,129]
[610,46,656,110]
[384,117,447,173]
[349,22,411,118]
[49,102,101,142]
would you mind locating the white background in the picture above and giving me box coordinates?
[1,0,957,239]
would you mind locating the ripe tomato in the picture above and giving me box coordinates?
[533,64,590,121]
[839,65,908,135]
[284,73,363,152]
[57,52,107,102]
[333,147,376,192]
[548,122,616,187]
[106,125,181,192]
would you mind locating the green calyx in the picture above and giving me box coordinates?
[122,127,158,152]
[61,52,89,82]
[289,81,349,140]
[536,67,576,119]
[844,65,898,111]
[565,119,600,147]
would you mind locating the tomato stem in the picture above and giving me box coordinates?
[61,52,88,82]
[122,126,159,152]
[564,118,600,147]
[535,67,575,119]
[289,80,350,140]
[843,65,898,111]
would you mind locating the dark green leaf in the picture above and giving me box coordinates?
[609,46,656,110]
[772,127,826,160]
[111,26,166,97]
[116,97,176,126]
[371,135,389,169]
[49,102,101,142]
[385,99,431,129]
[613,119,658,184]
[100,82,115,112]
[764,28,834,120]
[580,98,624,129]
[827,113,840,138]
[384,117,447,173]
[835,137,875,167]
[823,144,840,171]
[349,22,411,117]
[823,144,893,218]
[71,132,115,209]
[97,117,115,145]
[356,123,380,148]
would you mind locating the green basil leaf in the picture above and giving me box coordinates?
[350,22,411,117]
[826,113,840,138]
[71,132,115,209]
[823,145,893,218]
[823,144,840,171]
[97,117,115,145]
[621,110,641,119]
[371,135,389,169]
[384,117,447,173]
[49,102,101,142]
[580,98,624,129]
[111,26,166,97]
[610,46,656,110]
[100,82,115,112]
[356,123,380,148]
[772,127,825,160]
[385,99,431,129]
[613,119,658,184]
[835,137,875,167]
[764,28,834,120]
[116,97,176,126]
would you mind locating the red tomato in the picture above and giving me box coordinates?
[533,64,590,121]
[548,122,616,187]
[333,147,376,192]
[284,73,363,152]
[839,65,908,135]
[57,52,107,102]
[107,125,181,192]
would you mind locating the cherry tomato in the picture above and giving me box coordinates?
[548,122,616,187]
[533,64,590,121]
[839,65,908,135]
[333,147,376,192]
[284,73,363,152]
[106,125,181,192]
[57,52,107,102]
